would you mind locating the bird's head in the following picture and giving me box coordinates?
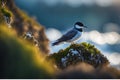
[74,22,87,29]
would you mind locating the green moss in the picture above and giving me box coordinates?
[81,42,101,55]
[48,42,109,69]
[1,8,12,17]
[0,26,55,78]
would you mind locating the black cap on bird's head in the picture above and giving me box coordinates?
[75,22,84,26]
[74,22,87,28]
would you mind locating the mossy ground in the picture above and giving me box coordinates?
[48,43,109,69]
[0,26,55,78]
[1,8,12,17]
[0,0,55,78]
[0,0,49,54]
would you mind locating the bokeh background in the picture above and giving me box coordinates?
[14,0,120,69]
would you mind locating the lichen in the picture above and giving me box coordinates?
[48,42,109,69]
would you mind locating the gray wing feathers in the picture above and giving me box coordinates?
[52,29,77,46]
[58,29,77,42]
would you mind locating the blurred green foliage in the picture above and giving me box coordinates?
[1,8,12,17]
[0,26,55,78]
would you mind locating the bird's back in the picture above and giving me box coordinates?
[58,28,78,42]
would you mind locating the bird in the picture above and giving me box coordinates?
[52,22,87,46]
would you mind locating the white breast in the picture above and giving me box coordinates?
[68,31,82,42]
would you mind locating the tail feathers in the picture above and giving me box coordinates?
[52,41,61,46]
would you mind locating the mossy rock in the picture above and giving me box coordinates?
[48,42,109,69]
[1,8,12,17]
[0,26,55,78]
[1,0,49,54]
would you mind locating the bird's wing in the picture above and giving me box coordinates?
[57,29,77,42]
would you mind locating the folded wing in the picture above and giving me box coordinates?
[52,29,77,46]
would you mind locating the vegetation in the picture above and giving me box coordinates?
[1,8,12,17]
[0,0,49,54]
[0,26,55,78]
[0,0,53,78]
[1,0,120,79]
[48,43,109,69]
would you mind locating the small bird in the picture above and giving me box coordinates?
[52,22,87,46]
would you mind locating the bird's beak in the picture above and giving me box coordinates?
[84,26,88,28]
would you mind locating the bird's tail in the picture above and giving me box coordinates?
[52,41,61,46]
